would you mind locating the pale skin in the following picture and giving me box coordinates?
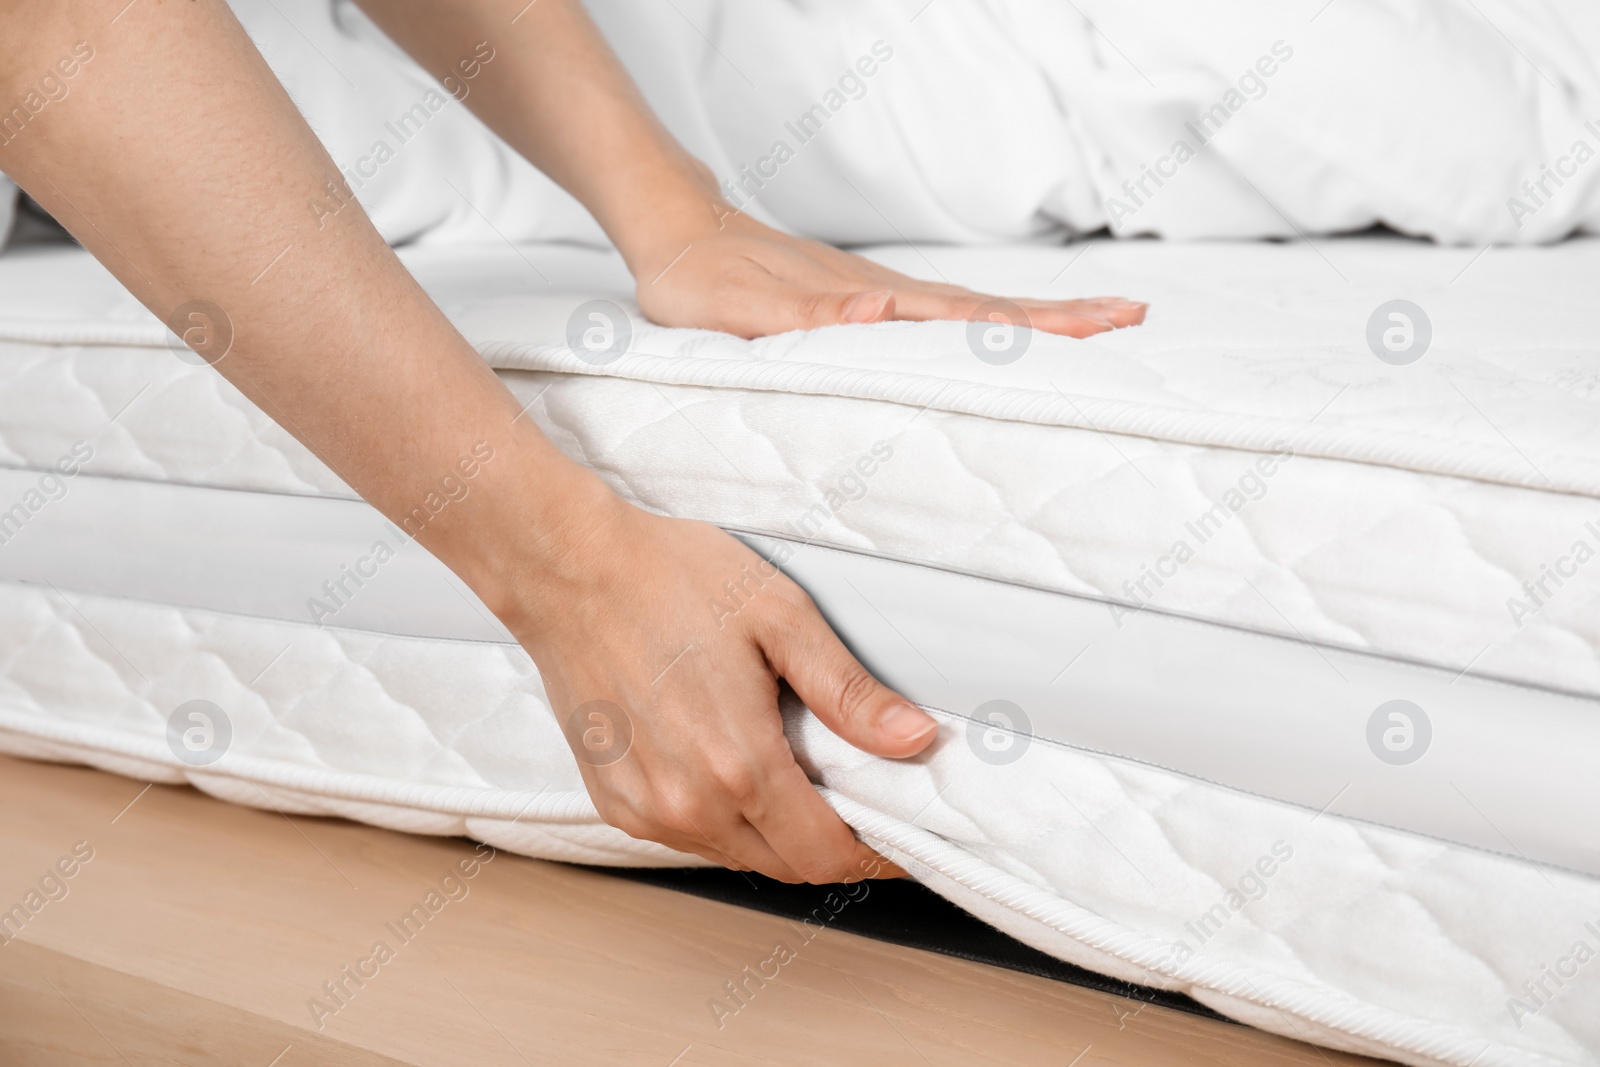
[1,0,1145,883]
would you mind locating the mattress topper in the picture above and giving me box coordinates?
[5,237,1600,700]
[4,236,1597,498]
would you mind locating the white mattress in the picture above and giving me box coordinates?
[2,239,1598,1064]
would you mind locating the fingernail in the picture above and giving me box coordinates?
[880,702,936,742]
[844,290,894,323]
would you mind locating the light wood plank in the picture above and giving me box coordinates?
[0,754,1382,1066]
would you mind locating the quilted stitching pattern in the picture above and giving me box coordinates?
[788,713,1600,1065]
[0,341,349,495]
[2,582,1595,1065]
[4,344,1600,697]
[4,238,1599,696]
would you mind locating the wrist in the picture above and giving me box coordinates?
[410,425,631,632]
[594,151,735,278]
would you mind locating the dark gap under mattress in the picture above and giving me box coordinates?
[593,866,1226,1022]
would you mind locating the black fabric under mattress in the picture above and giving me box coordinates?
[598,866,1225,1022]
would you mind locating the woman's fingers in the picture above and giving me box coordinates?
[740,286,902,336]
[886,286,1149,338]
[781,284,1142,339]
[755,590,938,759]
[608,730,896,885]
[675,284,898,338]
[600,740,886,884]
[744,756,891,883]
[744,280,1146,339]
[842,289,897,323]
[656,790,901,884]
[1062,297,1149,328]
[604,768,805,880]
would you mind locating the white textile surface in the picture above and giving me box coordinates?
[6,1,1600,252]
[227,0,1600,248]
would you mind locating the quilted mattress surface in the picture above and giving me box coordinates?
[2,238,1599,1064]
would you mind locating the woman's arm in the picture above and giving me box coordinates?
[354,0,1148,337]
[1,0,941,883]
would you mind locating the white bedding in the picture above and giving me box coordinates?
[258,0,1600,246]
[1,238,1599,1064]
[11,0,1597,254]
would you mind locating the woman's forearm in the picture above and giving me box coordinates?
[351,0,721,276]
[0,0,605,612]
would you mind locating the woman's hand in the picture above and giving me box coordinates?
[359,0,1149,343]
[498,481,936,882]
[633,208,1149,340]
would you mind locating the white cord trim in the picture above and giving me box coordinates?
[485,343,1598,499]
[0,710,599,824]
[824,789,1568,1067]
[0,323,1588,498]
